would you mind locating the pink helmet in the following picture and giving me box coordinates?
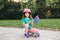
[23,8,31,13]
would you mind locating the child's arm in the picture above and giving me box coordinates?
[29,21,33,26]
[22,18,26,27]
[22,23,25,27]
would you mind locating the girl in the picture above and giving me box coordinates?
[22,8,39,38]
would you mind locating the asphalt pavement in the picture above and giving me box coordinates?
[0,27,60,40]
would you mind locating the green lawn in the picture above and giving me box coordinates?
[0,19,60,30]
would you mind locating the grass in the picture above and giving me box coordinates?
[0,20,22,28]
[0,19,60,30]
[34,19,60,30]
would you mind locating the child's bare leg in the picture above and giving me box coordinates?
[25,24,29,33]
[24,24,29,37]
[29,28,38,33]
[29,28,40,37]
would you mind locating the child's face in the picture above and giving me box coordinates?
[25,12,29,18]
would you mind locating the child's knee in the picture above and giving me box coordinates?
[29,28,38,33]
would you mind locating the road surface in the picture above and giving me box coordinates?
[0,27,60,40]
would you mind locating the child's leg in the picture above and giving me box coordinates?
[25,24,29,33]
[29,28,40,37]
[24,24,29,37]
[29,28,38,33]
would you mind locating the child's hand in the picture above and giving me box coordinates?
[29,21,33,25]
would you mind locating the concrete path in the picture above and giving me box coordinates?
[0,27,60,40]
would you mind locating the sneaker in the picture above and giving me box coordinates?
[24,33,29,38]
[33,32,40,37]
